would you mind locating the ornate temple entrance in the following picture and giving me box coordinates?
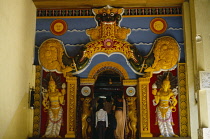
[93,70,123,139]
[79,62,141,139]
[33,5,190,139]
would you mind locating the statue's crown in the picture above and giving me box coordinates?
[163,72,170,83]
[49,76,56,85]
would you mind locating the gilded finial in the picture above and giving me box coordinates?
[49,76,56,85]
[163,72,170,84]
[166,72,170,81]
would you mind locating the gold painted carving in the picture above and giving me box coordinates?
[145,36,179,72]
[65,76,77,138]
[126,97,137,139]
[80,6,139,63]
[39,38,73,77]
[81,97,92,139]
[141,84,149,131]
[88,61,129,79]
[84,23,135,61]
[138,77,153,137]
[93,6,123,15]
[86,24,130,41]
[123,80,137,86]
[89,6,125,40]
[80,78,96,85]
[178,63,188,137]
[33,65,42,137]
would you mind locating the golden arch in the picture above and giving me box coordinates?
[88,61,129,79]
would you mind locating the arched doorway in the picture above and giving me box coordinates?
[79,61,130,139]
[92,70,123,139]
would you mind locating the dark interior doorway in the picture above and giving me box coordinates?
[92,70,123,139]
[94,70,123,97]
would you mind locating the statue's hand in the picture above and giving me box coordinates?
[152,89,157,95]
[61,89,66,95]
[43,106,49,112]
[170,106,176,112]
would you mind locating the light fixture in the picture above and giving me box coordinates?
[195,35,202,43]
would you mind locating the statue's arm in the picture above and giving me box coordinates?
[154,93,160,105]
[153,89,160,105]
[169,92,177,111]
[42,93,49,109]
[171,95,177,107]
[59,92,65,105]
[59,88,66,105]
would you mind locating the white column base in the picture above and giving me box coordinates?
[198,128,210,139]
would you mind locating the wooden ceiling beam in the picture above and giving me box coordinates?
[33,0,184,9]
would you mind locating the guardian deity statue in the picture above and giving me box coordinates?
[42,76,66,138]
[152,72,179,137]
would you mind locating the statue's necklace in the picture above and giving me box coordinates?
[161,91,169,96]
[49,91,58,96]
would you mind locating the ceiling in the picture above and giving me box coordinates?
[33,0,184,9]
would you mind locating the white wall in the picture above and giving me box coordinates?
[193,0,210,71]
[183,2,199,138]
[186,0,210,138]
[0,0,36,139]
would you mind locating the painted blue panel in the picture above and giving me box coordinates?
[35,18,96,47]
[34,16,185,75]
[36,18,96,30]
[120,16,183,56]
[76,54,138,79]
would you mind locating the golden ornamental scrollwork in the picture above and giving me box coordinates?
[33,65,42,137]
[39,38,74,77]
[83,24,133,60]
[79,5,139,64]
[65,76,77,138]
[141,84,149,131]
[81,97,92,139]
[88,61,129,79]
[178,63,188,137]
[86,24,130,41]
[80,78,95,85]
[39,39,65,71]
[138,77,153,137]
[68,84,75,131]
[126,97,137,139]
[123,80,137,86]
[145,36,180,72]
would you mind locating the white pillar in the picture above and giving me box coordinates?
[198,71,210,139]
[198,90,210,128]
[182,1,198,138]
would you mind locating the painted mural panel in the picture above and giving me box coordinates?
[33,6,187,138]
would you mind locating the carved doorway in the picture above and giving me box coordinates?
[92,70,123,139]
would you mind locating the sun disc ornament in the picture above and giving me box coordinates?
[150,18,167,34]
[81,86,91,96]
[50,19,67,36]
[126,87,136,96]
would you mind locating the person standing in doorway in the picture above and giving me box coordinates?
[104,96,115,139]
[113,95,126,139]
[95,104,108,139]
